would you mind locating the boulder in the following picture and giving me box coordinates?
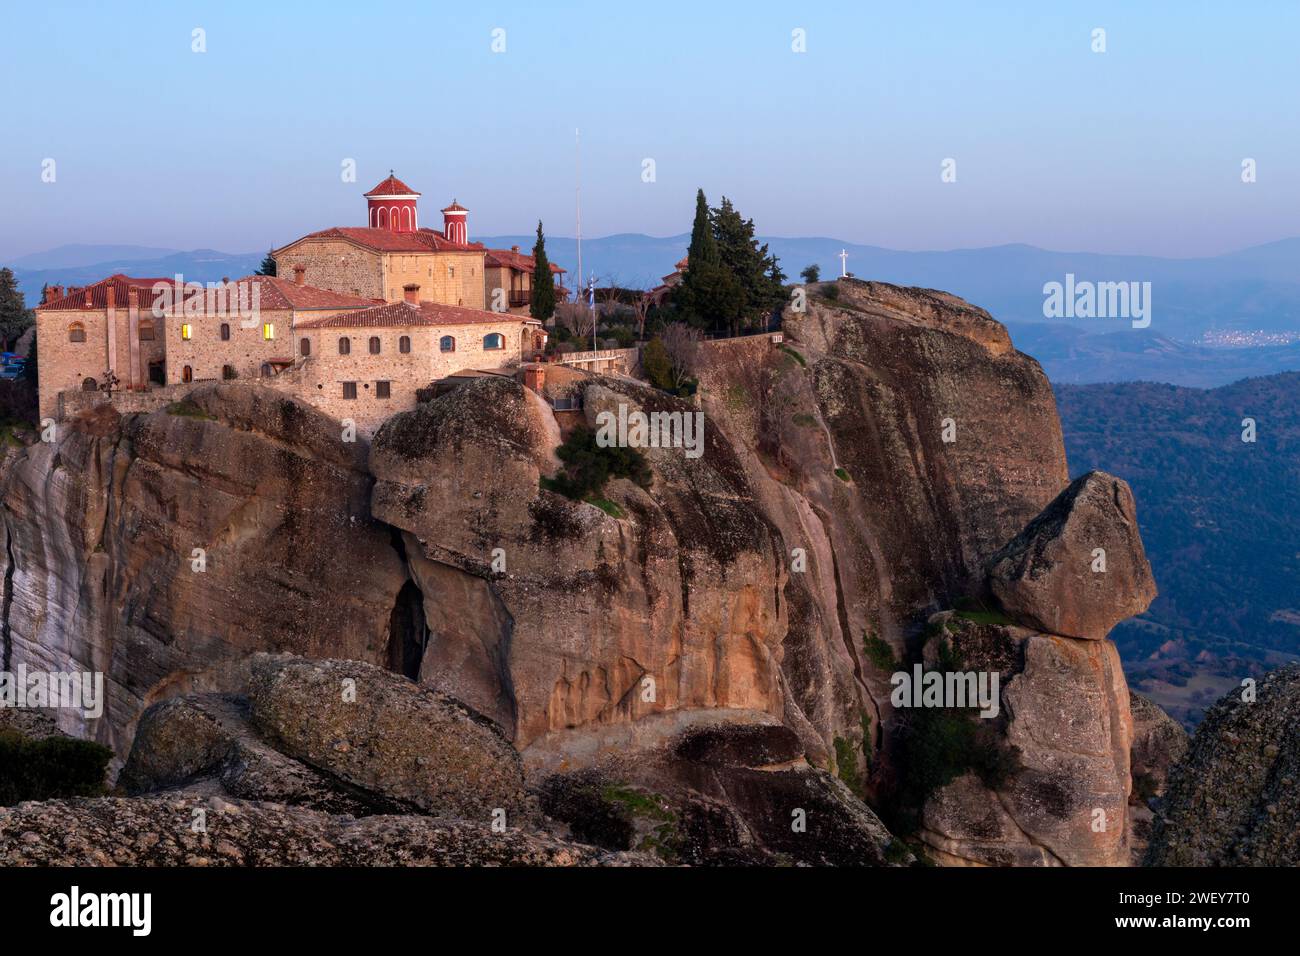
[119,694,373,815]
[246,655,528,819]
[987,471,1156,640]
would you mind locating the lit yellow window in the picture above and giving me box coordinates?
[263,323,275,340]
[181,324,192,340]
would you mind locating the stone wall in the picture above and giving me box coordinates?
[381,251,485,308]
[279,317,528,434]
[162,309,294,384]
[273,239,384,300]
[56,381,199,420]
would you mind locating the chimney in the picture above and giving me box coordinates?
[44,284,64,304]
[84,286,93,307]
[511,245,519,253]
[403,283,420,304]
[293,265,306,286]
[127,286,140,309]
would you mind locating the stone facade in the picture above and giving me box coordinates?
[287,309,528,435]
[35,279,172,424]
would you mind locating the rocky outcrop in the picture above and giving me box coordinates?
[1146,664,1300,866]
[0,383,408,757]
[912,614,1132,866]
[536,720,907,866]
[988,471,1156,640]
[370,374,789,767]
[0,795,645,866]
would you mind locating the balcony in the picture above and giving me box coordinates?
[508,290,531,309]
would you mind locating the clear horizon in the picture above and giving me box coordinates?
[3,1,1298,261]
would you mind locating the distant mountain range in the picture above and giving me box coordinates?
[10,236,1300,387]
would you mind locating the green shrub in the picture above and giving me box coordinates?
[952,596,1013,626]
[862,633,897,671]
[834,467,850,482]
[642,337,673,391]
[165,399,214,420]
[779,345,807,367]
[0,730,113,805]
[548,425,652,504]
[833,736,864,798]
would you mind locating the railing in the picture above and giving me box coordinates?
[553,347,639,366]
[508,290,530,308]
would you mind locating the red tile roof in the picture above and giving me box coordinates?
[484,248,566,274]
[37,274,178,311]
[294,300,523,330]
[283,226,484,254]
[441,200,469,213]
[364,173,419,197]
[160,275,380,314]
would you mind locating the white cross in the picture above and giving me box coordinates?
[839,249,849,277]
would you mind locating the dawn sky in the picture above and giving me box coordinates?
[3,0,1298,260]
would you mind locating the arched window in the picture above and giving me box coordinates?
[222,365,236,380]
[439,335,455,353]
[483,333,504,350]
[368,336,381,354]
[182,366,193,383]
[138,319,156,341]
[300,337,311,357]
[69,322,86,343]
[338,337,351,355]
[81,377,97,391]
[377,207,388,229]
[220,322,230,341]
[399,335,411,354]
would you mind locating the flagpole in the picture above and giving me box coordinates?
[575,128,582,309]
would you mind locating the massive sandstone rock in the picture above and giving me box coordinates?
[0,383,408,757]
[987,471,1156,640]
[1146,664,1300,866]
[369,374,789,767]
[1,280,1156,866]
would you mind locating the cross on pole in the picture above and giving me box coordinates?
[839,249,849,277]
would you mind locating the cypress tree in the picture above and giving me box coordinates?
[530,220,556,321]
[0,268,33,351]
[256,250,277,276]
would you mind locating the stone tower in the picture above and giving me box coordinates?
[365,172,420,232]
[442,200,469,245]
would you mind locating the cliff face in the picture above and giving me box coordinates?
[0,280,1159,866]
[0,385,408,758]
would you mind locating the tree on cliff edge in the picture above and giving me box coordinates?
[530,221,556,321]
[0,268,34,351]
[676,189,742,332]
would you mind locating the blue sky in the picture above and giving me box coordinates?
[2,0,1298,260]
